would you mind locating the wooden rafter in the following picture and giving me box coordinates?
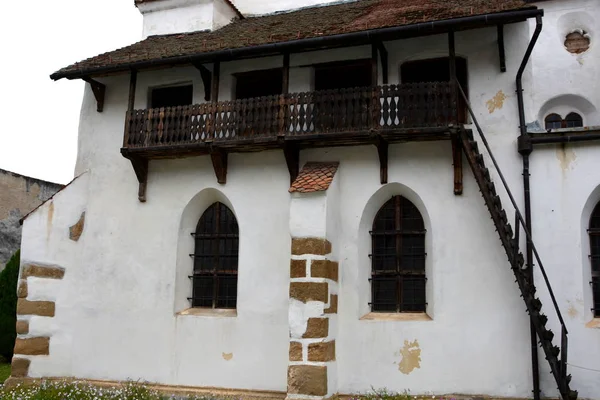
[82,77,106,112]
[193,63,212,101]
[375,137,388,184]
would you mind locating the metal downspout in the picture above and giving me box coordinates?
[516,14,543,400]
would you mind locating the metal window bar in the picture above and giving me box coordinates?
[370,195,427,313]
[189,202,239,309]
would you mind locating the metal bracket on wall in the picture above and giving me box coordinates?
[82,77,106,112]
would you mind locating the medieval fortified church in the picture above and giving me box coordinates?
[8,0,600,399]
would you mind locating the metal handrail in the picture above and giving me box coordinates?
[456,81,568,333]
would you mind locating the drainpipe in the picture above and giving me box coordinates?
[516,14,543,400]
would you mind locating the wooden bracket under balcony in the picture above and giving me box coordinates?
[375,137,388,184]
[451,131,463,195]
[283,144,300,185]
[210,149,228,184]
[127,156,148,202]
[82,77,106,112]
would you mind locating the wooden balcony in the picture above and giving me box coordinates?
[122,82,458,157]
[120,82,461,201]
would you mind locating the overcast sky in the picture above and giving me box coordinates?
[0,1,142,184]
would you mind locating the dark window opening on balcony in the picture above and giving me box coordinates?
[150,84,193,108]
[401,57,468,123]
[314,59,372,91]
[370,196,426,313]
[235,68,283,99]
[590,202,600,317]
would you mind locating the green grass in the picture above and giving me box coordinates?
[0,361,10,385]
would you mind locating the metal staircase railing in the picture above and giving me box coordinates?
[455,81,577,400]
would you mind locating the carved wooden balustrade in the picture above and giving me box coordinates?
[123,82,457,151]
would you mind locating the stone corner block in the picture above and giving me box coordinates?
[291,238,332,256]
[14,337,50,356]
[17,299,55,317]
[311,260,339,281]
[17,280,28,298]
[16,320,29,335]
[324,294,338,314]
[308,340,336,362]
[303,318,329,338]
[289,341,303,361]
[22,264,65,280]
[290,282,328,303]
[290,259,306,278]
[10,358,31,378]
[287,365,328,396]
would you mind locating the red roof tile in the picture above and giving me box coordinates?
[51,0,535,80]
[290,162,339,193]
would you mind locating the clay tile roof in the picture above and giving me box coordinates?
[290,162,340,193]
[51,0,536,80]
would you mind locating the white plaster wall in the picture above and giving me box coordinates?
[530,0,600,126]
[23,7,600,398]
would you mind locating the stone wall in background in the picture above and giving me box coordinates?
[0,169,63,271]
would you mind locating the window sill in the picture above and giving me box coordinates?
[177,308,237,318]
[585,318,600,329]
[360,312,432,321]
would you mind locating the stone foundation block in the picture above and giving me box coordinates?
[287,365,327,396]
[308,340,335,361]
[311,260,338,281]
[302,318,329,338]
[291,238,331,256]
[290,260,306,278]
[10,358,30,378]
[17,299,55,317]
[17,280,28,298]
[290,282,328,303]
[22,264,65,280]
[16,320,29,335]
[14,337,50,355]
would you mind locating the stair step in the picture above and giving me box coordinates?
[542,329,554,341]
[539,314,548,325]
[530,298,542,311]
[476,154,485,166]
[568,390,578,400]
[551,345,560,357]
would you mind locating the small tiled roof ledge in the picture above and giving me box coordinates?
[290,162,340,194]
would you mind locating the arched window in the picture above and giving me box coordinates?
[370,196,426,313]
[190,202,239,309]
[589,203,600,317]
[544,112,583,130]
[565,112,583,128]
[545,113,563,130]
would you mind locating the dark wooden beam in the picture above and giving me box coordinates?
[375,138,388,184]
[211,61,221,102]
[371,44,379,86]
[451,131,463,195]
[448,31,458,123]
[376,42,388,84]
[283,144,300,185]
[282,53,290,94]
[497,24,507,73]
[127,70,137,112]
[193,63,212,101]
[129,156,148,202]
[210,149,228,184]
[82,78,106,112]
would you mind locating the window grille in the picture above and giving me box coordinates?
[544,113,562,130]
[590,203,600,317]
[369,196,426,312]
[189,202,238,309]
[564,112,583,128]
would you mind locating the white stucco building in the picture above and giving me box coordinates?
[9,0,600,399]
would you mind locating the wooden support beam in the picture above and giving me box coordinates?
[283,144,300,185]
[83,78,106,112]
[129,157,148,202]
[210,149,228,184]
[375,138,388,184]
[282,53,290,94]
[127,70,137,112]
[451,132,463,195]
[193,63,212,101]
[497,25,507,73]
[211,61,221,102]
[371,44,379,86]
[448,31,459,123]
[376,42,388,84]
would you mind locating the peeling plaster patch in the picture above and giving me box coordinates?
[486,90,506,114]
[556,144,577,172]
[567,304,578,318]
[398,339,421,374]
[222,352,233,361]
[46,202,54,241]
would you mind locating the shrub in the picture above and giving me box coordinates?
[0,250,19,360]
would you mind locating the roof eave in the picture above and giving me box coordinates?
[50,7,542,81]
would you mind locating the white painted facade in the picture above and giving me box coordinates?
[19,0,600,398]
